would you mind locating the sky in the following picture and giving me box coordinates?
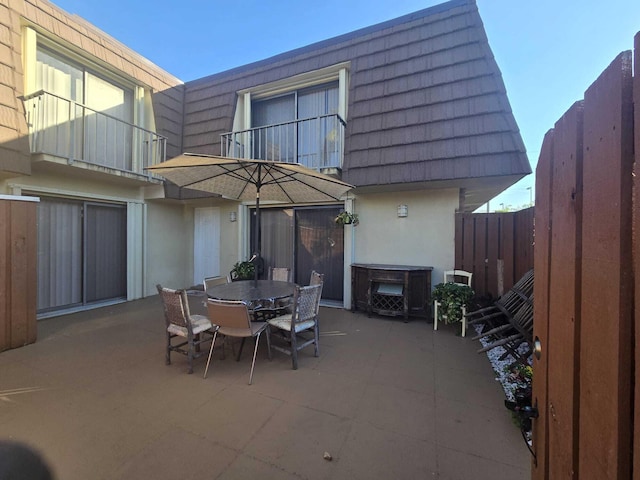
[50,0,640,211]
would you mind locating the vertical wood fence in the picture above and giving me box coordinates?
[455,207,534,299]
[0,196,38,352]
[532,33,638,479]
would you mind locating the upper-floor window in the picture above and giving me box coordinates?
[224,63,349,171]
[22,27,165,175]
[37,46,134,127]
[251,82,338,165]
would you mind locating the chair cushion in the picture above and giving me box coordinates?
[267,314,315,333]
[167,315,212,337]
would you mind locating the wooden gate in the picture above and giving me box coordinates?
[532,33,639,479]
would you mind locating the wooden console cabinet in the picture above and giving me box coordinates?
[351,264,432,320]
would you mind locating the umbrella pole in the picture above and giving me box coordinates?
[253,169,261,286]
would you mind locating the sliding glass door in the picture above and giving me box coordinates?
[37,197,127,313]
[251,206,343,301]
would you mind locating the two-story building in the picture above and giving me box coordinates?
[0,0,530,318]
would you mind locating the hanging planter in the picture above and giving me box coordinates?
[335,211,359,226]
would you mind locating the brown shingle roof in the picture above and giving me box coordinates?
[182,0,531,189]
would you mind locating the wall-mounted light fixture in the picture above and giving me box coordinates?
[229,211,237,222]
[397,204,408,218]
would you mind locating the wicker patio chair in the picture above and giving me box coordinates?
[309,270,324,286]
[157,284,217,374]
[267,283,323,370]
[268,267,291,282]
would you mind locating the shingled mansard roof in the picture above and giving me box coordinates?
[182,0,531,209]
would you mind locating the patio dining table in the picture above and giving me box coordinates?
[205,279,296,313]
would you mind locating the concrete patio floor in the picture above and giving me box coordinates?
[0,296,531,479]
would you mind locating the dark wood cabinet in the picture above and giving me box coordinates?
[351,264,432,320]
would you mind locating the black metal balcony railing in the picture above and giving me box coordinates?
[22,90,166,176]
[221,113,345,171]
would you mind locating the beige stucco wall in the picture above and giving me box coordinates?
[349,188,459,296]
[146,202,192,294]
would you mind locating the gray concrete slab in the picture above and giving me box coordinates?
[0,297,531,480]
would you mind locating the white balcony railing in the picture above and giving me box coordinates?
[22,90,166,175]
[221,113,345,171]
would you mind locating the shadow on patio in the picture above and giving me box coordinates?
[0,297,530,479]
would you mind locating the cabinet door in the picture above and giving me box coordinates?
[352,267,369,309]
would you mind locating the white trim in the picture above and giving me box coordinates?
[237,62,350,98]
[343,196,355,309]
[22,27,37,96]
[0,194,40,203]
[127,202,145,300]
[8,183,144,205]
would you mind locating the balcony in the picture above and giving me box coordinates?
[221,113,345,173]
[22,90,166,178]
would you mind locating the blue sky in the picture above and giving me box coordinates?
[51,0,640,211]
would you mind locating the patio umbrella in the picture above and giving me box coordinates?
[147,153,354,282]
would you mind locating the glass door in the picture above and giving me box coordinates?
[252,206,343,301]
[36,197,127,314]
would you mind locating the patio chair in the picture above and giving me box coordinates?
[156,284,217,374]
[204,299,271,385]
[309,270,324,286]
[267,283,323,369]
[268,267,291,282]
[203,275,230,290]
[433,269,473,337]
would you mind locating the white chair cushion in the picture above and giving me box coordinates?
[268,314,315,333]
[167,314,212,337]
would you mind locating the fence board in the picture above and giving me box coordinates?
[579,51,634,480]
[532,129,555,479]
[633,31,640,480]
[515,208,535,281]
[473,214,488,295]
[462,214,475,275]
[547,102,583,479]
[454,213,464,270]
[501,212,515,296]
[486,214,500,296]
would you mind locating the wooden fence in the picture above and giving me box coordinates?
[455,207,534,299]
[532,33,639,479]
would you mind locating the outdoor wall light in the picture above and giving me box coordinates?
[229,211,237,222]
[397,204,408,217]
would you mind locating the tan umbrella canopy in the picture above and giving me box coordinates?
[147,153,354,281]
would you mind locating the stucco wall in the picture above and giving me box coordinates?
[146,202,192,294]
[352,188,459,288]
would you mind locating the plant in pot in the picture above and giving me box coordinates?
[432,281,474,324]
[230,260,255,281]
[335,211,359,226]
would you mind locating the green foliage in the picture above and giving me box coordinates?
[506,363,533,388]
[432,282,474,323]
[230,260,255,280]
[335,211,359,226]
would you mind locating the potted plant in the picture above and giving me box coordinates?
[230,260,255,281]
[432,281,474,324]
[335,211,359,226]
